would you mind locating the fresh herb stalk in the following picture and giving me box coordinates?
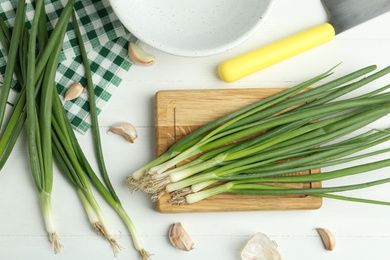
[62,11,151,259]
[0,0,26,126]
[130,67,336,180]
[129,65,378,182]
[0,0,74,165]
[147,90,390,180]
[185,158,390,204]
[51,118,122,255]
[125,65,390,207]
[24,0,63,253]
[163,103,390,195]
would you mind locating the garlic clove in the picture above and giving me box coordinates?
[316,228,336,251]
[64,81,86,101]
[241,232,282,260]
[128,42,155,66]
[168,222,194,251]
[108,122,138,143]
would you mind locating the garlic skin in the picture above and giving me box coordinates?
[128,42,155,66]
[316,228,336,251]
[108,122,138,143]
[64,81,86,101]
[241,232,282,260]
[168,222,194,251]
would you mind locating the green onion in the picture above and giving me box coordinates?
[0,0,74,166]
[128,65,390,210]
[0,0,25,125]
[185,157,390,204]
[145,72,390,181]
[0,1,148,257]
[161,105,377,192]
[129,66,339,180]
[129,65,377,183]
[228,139,390,180]
[0,17,24,87]
[218,130,390,176]
[34,2,74,79]
[24,0,63,253]
[66,11,150,259]
[51,93,151,258]
[37,1,48,52]
[194,182,390,207]
[51,118,122,255]
[224,65,387,131]
[71,10,119,202]
[0,16,11,40]
[162,103,390,194]
[167,149,323,197]
[167,125,390,194]
[231,177,390,195]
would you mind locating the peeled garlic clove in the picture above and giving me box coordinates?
[241,232,282,260]
[108,122,138,143]
[65,81,86,101]
[169,222,194,251]
[128,42,155,66]
[316,228,336,251]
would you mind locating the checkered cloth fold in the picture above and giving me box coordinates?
[0,0,136,133]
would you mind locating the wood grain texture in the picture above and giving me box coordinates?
[155,88,322,213]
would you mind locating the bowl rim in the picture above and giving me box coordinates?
[109,0,276,57]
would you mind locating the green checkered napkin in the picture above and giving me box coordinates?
[56,34,137,133]
[0,0,136,133]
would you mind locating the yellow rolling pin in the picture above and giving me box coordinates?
[218,23,335,83]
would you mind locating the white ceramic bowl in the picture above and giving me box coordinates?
[109,0,274,57]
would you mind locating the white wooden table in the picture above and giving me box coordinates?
[2,0,390,259]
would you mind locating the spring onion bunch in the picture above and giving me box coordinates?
[69,11,150,259]
[51,116,122,255]
[185,157,390,205]
[127,65,390,206]
[30,2,122,254]
[0,2,149,258]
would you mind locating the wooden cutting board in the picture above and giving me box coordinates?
[155,88,322,213]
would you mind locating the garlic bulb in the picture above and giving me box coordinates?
[168,222,194,251]
[64,81,86,101]
[241,232,282,260]
[108,122,138,143]
[128,42,155,66]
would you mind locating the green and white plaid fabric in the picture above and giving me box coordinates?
[0,0,136,133]
[56,35,136,133]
